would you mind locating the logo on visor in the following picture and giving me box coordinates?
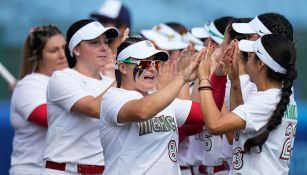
[258,30,266,35]
[256,50,263,55]
[145,41,153,48]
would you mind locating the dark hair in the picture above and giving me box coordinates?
[259,13,293,41]
[214,16,235,35]
[65,19,95,68]
[20,25,62,79]
[227,18,253,63]
[115,36,145,87]
[243,34,297,153]
[165,22,188,35]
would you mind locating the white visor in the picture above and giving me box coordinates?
[205,22,224,44]
[68,21,119,56]
[117,40,169,62]
[238,38,286,74]
[191,27,210,39]
[140,24,188,50]
[97,0,122,19]
[182,32,204,51]
[232,16,272,37]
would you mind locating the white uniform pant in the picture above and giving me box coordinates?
[10,164,42,175]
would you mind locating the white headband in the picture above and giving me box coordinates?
[117,40,168,62]
[232,16,272,37]
[68,21,118,56]
[238,38,287,74]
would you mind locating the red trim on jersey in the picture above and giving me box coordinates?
[179,102,203,142]
[178,74,227,142]
[28,104,48,127]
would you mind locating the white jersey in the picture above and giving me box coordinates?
[100,88,192,175]
[221,75,257,161]
[10,73,49,174]
[231,88,297,175]
[43,68,113,166]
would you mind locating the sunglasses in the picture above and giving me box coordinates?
[118,60,162,70]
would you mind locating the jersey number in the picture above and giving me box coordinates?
[232,147,243,170]
[199,129,212,151]
[279,124,297,160]
[168,140,177,162]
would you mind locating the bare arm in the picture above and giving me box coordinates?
[71,81,116,118]
[118,76,188,123]
[118,44,200,123]
[198,42,246,134]
[229,46,243,110]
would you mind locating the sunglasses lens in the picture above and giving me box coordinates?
[136,60,162,70]
[155,61,161,70]
[138,60,152,69]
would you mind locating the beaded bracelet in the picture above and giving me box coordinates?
[198,86,212,91]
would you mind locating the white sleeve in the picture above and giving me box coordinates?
[232,95,273,133]
[172,98,192,127]
[101,89,142,125]
[14,80,46,120]
[47,71,89,112]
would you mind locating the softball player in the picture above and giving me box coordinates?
[9,25,67,175]
[41,19,118,175]
[181,17,235,175]
[198,34,297,174]
[99,37,227,175]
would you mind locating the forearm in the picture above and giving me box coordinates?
[191,79,200,102]
[71,81,115,119]
[230,78,243,110]
[199,89,223,134]
[120,76,187,122]
[177,83,191,100]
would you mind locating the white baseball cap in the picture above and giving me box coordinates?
[68,21,119,56]
[232,16,272,37]
[141,23,204,51]
[238,37,286,74]
[117,40,169,62]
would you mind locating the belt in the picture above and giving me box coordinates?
[180,165,208,175]
[45,161,104,174]
[180,166,190,170]
[213,161,229,173]
[180,162,229,175]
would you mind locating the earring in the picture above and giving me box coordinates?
[75,52,80,56]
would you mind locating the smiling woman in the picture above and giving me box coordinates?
[99,37,228,175]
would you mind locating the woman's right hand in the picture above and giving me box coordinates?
[197,44,214,81]
[228,42,240,82]
[214,41,235,76]
[176,43,200,82]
